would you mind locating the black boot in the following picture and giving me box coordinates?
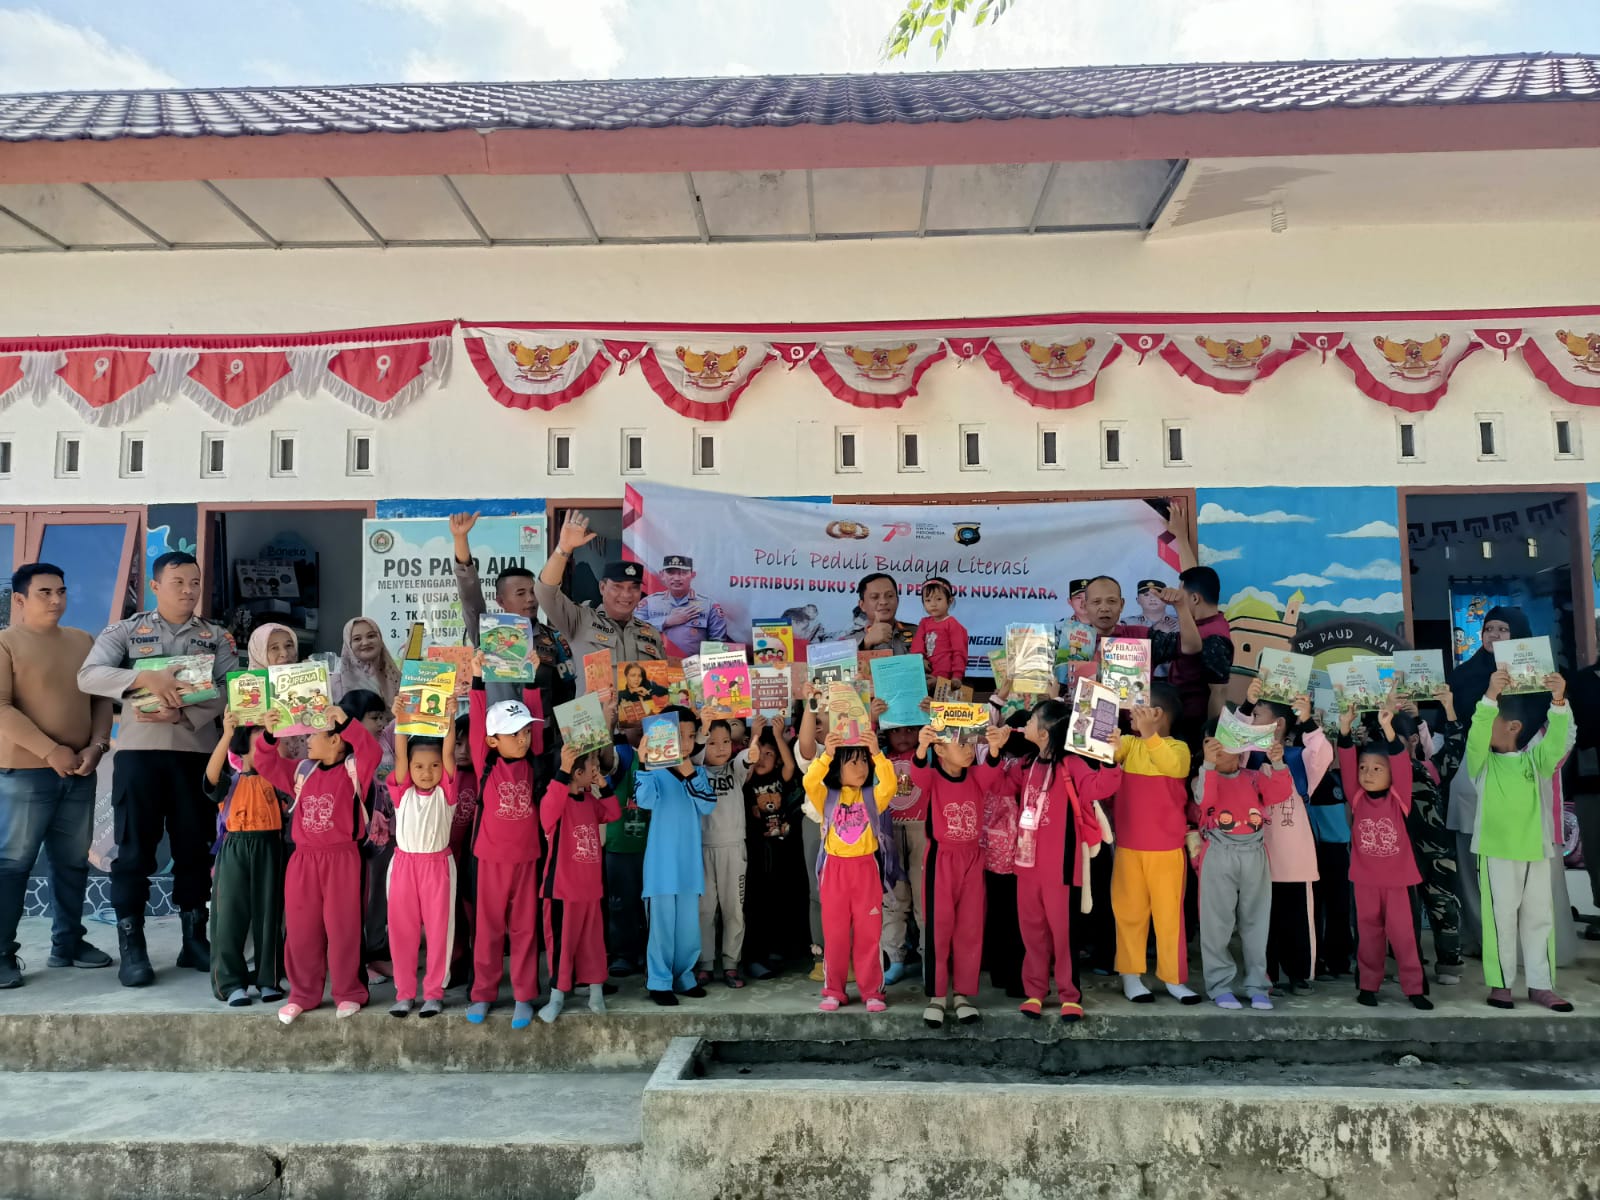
[177,908,211,971]
[117,917,154,988]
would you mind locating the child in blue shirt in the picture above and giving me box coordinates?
[634,705,718,1006]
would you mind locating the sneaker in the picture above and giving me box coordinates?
[1213,992,1242,1010]
[1487,988,1515,1010]
[0,953,22,989]
[227,988,252,1007]
[1289,980,1316,997]
[818,996,841,1012]
[865,998,887,1013]
[260,985,286,1004]
[1529,988,1574,1012]
[1059,1002,1083,1022]
[48,941,112,969]
[1409,994,1435,1011]
[277,1003,304,1025]
[335,1001,361,1019]
[746,961,775,981]
[1250,994,1274,1011]
[1018,997,1043,1019]
[883,961,907,986]
[1435,969,1462,986]
[649,990,680,1007]
[1357,990,1378,1007]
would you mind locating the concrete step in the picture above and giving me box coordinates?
[0,1068,647,1200]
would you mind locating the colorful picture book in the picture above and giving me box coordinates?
[1256,649,1314,706]
[478,613,535,683]
[928,700,988,744]
[424,644,474,704]
[554,692,611,755]
[267,662,333,735]
[1053,619,1098,686]
[871,654,929,728]
[616,659,671,725]
[1331,657,1385,713]
[396,660,456,736]
[129,655,217,713]
[751,666,792,717]
[1066,677,1120,765]
[701,650,754,719]
[1391,649,1445,701]
[1006,623,1056,696]
[1099,637,1152,709]
[807,639,859,699]
[1493,636,1556,695]
[681,655,706,708]
[582,650,614,696]
[1216,706,1278,753]
[855,649,891,701]
[662,663,692,709]
[640,712,684,768]
[825,681,870,745]
[225,669,271,725]
[751,621,795,666]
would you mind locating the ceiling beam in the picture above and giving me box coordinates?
[321,178,386,246]
[561,174,600,243]
[0,202,67,250]
[1141,159,1191,237]
[916,166,933,237]
[439,175,492,246]
[1026,162,1060,234]
[805,169,817,241]
[684,172,710,243]
[80,183,171,249]
[200,180,280,248]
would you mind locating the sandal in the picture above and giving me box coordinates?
[923,1002,947,1029]
[695,968,713,986]
[1018,997,1043,1019]
[722,968,746,990]
[954,995,980,1024]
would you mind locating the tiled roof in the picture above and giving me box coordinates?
[1,54,1596,143]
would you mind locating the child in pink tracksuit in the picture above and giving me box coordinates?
[386,693,459,1018]
[1338,702,1431,1010]
[913,722,987,1027]
[538,742,621,1022]
[911,575,969,689]
[254,703,382,1025]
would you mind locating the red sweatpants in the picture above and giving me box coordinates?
[545,898,608,991]
[389,849,456,1002]
[820,854,885,1003]
[1355,883,1424,995]
[472,858,541,1003]
[923,844,985,998]
[1017,866,1079,1006]
[284,846,367,1010]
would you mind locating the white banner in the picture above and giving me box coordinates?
[361,514,548,654]
[623,483,1177,677]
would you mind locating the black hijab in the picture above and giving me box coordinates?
[1449,605,1533,717]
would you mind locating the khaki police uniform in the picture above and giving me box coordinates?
[534,579,664,696]
[77,611,233,920]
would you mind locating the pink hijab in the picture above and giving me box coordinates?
[247,622,297,670]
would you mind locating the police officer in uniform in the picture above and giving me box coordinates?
[536,511,664,689]
[77,552,232,987]
[633,554,730,659]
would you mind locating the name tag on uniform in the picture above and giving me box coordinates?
[130,634,162,657]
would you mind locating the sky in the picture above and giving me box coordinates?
[0,0,1595,92]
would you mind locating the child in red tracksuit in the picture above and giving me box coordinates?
[467,653,546,1030]
[386,693,459,1019]
[913,722,987,1027]
[447,710,477,984]
[911,575,969,690]
[254,703,382,1025]
[984,699,1120,1022]
[1338,702,1431,1010]
[539,742,620,1023]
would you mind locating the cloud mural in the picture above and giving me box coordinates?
[1323,558,1404,581]
[1198,503,1314,525]
[1330,520,1401,539]
[1199,544,1244,566]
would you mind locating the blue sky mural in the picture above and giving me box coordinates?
[1196,486,1405,621]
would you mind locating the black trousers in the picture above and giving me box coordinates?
[604,850,646,966]
[1071,842,1116,972]
[982,871,1024,994]
[1266,879,1315,983]
[743,833,808,963]
[209,829,285,998]
[1312,840,1354,975]
[110,749,214,919]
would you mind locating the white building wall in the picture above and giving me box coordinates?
[1,218,1597,505]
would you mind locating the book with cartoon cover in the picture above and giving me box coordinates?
[478,612,535,683]
[554,693,610,755]
[1099,637,1152,709]
[1256,649,1314,706]
[640,712,684,768]
[807,639,858,699]
[129,655,217,713]
[928,700,988,744]
[1331,657,1385,713]
[751,666,791,717]
[751,621,795,666]
[396,660,455,737]
[225,669,271,725]
[1493,636,1556,695]
[701,651,754,719]
[1216,706,1278,753]
[1391,649,1445,701]
[825,681,870,745]
[424,644,474,705]
[1006,623,1056,696]
[1066,677,1119,765]
[267,662,332,735]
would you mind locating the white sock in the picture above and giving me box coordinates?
[1121,974,1152,1001]
[538,989,566,1024]
[588,984,607,1014]
[1166,981,1198,1000]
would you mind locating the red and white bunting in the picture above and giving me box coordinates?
[180,351,296,424]
[1333,325,1482,412]
[47,348,192,425]
[0,354,25,412]
[636,341,776,420]
[809,339,948,409]
[461,327,613,411]
[976,331,1122,409]
[1523,323,1600,406]
[300,325,452,418]
[1158,331,1303,394]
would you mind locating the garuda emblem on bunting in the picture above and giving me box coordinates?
[1522,325,1600,406]
[1159,333,1302,394]
[637,341,775,420]
[462,327,613,411]
[810,340,947,409]
[977,331,1121,409]
[1333,326,1481,412]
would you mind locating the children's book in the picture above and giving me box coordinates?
[825,681,870,745]
[1391,649,1445,701]
[1065,677,1120,765]
[396,660,455,736]
[1331,657,1385,713]
[701,652,754,719]
[871,654,929,728]
[478,613,535,683]
[928,700,989,744]
[267,662,333,735]
[225,669,271,725]
[1256,648,1314,706]
[1006,623,1056,696]
[616,659,670,725]
[751,666,791,717]
[1216,706,1278,753]
[807,639,859,696]
[1312,686,1339,737]
[662,663,692,709]
[129,655,217,713]
[1493,636,1556,695]
[425,644,474,705]
[1053,619,1098,686]
[681,655,705,708]
[751,621,795,666]
[554,693,611,755]
[582,650,614,697]
[640,712,684,768]
[1099,637,1152,709]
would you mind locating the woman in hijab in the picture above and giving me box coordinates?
[1449,606,1531,719]
[338,617,402,703]
[248,622,299,670]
